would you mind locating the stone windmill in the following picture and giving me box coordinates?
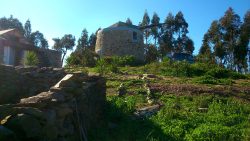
[95,21,164,62]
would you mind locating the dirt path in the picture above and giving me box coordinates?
[150,83,250,101]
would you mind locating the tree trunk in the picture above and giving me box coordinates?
[61,53,66,64]
[61,49,68,64]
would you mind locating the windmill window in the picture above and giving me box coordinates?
[133,31,137,41]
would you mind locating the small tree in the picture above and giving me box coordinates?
[53,34,75,64]
[23,51,39,66]
[96,58,107,75]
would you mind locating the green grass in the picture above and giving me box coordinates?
[88,94,250,141]
[73,61,250,141]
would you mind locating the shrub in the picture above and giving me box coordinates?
[230,72,247,79]
[108,57,119,73]
[217,78,234,85]
[96,58,107,75]
[116,55,137,66]
[190,63,215,76]
[66,48,98,67]
[172,61,192,77]
[23,51,39,66]
[206,68,231,79]
[194,75,218,84]
[104,55,138,67]
[206,67,247,80]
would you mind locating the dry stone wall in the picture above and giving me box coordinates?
[0,65,65,104]
[0,73,106,141]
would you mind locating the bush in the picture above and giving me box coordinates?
[23,51,39,66]
[117,55,137,66]
[104,55,138,67]
[206,68,231,79]
[108,57,119,73]
[206,67,247,80]
[230,72,247,79]
[194,75,218,84]
[96,58,107,75]
[172,61,192,77]
[190,63,216,76]
[66,48,98,67]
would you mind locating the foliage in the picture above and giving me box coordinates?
[140,58,248,79]
[194,75,218,84]
[140,10,151,45]
[159,13,175,57]
[151,12,160,46]
[199,8,249,72]
[30,31,48,48]
[88,33,97,51]
[104,55,138,67]
[23,51,39,66]
[77,28,89,50]
[0,16,49,49]
[0,15,24,35]
[96,58,108,75]
[53,34,75,63]
[145,45,159,63]
[206,67,246,79]
[89,94,250,141]
[108,57,120,73]
[66,48,98,67]
[76,28,97,52]
[24,19,31,39]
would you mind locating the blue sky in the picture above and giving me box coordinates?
[1,0,249,56]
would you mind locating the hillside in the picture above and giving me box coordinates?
[73,61,250,141]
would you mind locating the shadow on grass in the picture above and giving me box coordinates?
[88,100,171,141]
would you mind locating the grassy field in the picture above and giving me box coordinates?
[67,63,250,141]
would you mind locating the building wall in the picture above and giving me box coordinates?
[36,48,62,68]
[10,47,62,68]
[95,27,145,61]
[1,29,62,67]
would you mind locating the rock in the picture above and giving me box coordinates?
[20,92,54,104]
[0,65,65,104]
[143,74,157,78]
[117,83,126,96]
[198,107,208,113]
[1,115,12,125]
[0,73,106,141]
[13,107,45,120]
[5,113,42,139]
[147,99,155,104]
[134,104,162,118]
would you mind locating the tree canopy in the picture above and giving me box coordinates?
[53,34,75,63]
[30,31,48,48]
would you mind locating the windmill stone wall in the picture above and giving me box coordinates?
[95,22,145,62]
